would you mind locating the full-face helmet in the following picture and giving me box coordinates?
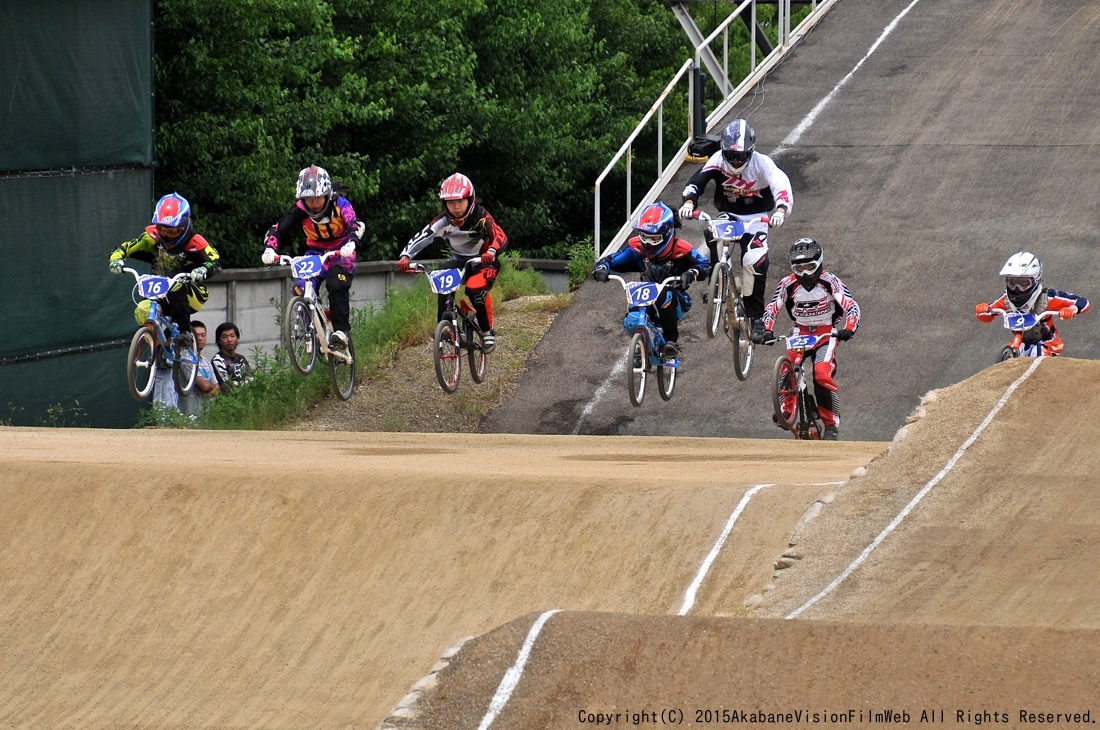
[789,237,823,289]
[296,165,334,222]
[999,251,1043,309]
[151,193,192,251]
[635,202,677,259]
[439,172,476,226]
[720,119,756,173]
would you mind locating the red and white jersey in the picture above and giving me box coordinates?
[682,150,793,217]
[762,271,861,331]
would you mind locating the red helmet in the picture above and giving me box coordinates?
[439,173,475,226]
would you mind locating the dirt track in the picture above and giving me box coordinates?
[3,360,1099,728]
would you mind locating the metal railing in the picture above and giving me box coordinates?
[593,0,836,258]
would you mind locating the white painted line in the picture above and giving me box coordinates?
[478,609,561,730]
[773,0,924,157]
[679,483,776,615]
[785,358,1043,619]
[572,351,628,434]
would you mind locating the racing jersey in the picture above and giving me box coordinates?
[266,196,363,270]
[400,203,508,260]
[682,150,793,217]
[979,288,1090,343]
[762,271,860,332]
[598,236,710,283]
[109,227,221,278]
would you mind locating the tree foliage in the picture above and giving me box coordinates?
[153,0,693,267]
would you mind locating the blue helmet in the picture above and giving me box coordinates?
[151,193,192,250]
[635,202,676,258]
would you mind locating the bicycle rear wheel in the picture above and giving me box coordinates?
[173,341,198,397]
[467,319,488,384]
[434,319,461,393]
[729,295,754,381]
[328,336,357,401]
[126,327,158,401]
[705,263,728,339]
[771,356,797,431]
[628,331,647,407]
[284,296,318,376]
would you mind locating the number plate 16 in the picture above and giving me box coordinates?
[137,276,171,299]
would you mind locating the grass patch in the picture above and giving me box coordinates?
[173,253,555,431]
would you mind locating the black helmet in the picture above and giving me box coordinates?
[789,237,823,289]
[721,119,756,172]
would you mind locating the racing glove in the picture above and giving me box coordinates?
[191,266,208,283]
[679,269,698,289]
[397,256,413,273]
[261,247,277,265]
[678,201,695,220]
[770,208,787,228]
[592,266,610,283]
[975,302,996,323]
[836,328,855,341]
[339,242,356,259]
[480,248,497,266]
[1059,306,1076,320]
[108,259,123,275]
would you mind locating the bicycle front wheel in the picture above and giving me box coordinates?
[657,351,677,401]
[705,263,728,339]
[328,336,357,401]
[729,295,754,381]
[284,296,318,376]
[173,341,198,397]
[126,327,158,401]
[771,356,797,431]
[628,331,647,407]
[434,319,461,393]
[468,321,488,384]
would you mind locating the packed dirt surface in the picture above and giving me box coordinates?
[3,359,1099,729]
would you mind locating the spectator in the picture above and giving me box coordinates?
[211,322,253,394]
[179,320,218,416]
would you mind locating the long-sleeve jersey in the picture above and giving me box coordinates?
[400,203,508,260]
[977,288,1090,344]
[266,196,363,269]
[108,227,221,278]
[762,271,860,333]
[682,150,793,217]
[597,236,710,282]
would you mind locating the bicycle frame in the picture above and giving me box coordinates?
[773,331,827,440]
[989,307,1059,359]
[280,253,352,365]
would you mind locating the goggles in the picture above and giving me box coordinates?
[639,232,664,248]
[792,261,820,275]
[1005,276,1035,293]
[156,224,185,240]
[722,149,752,166]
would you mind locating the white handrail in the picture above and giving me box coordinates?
[593,0,839,259]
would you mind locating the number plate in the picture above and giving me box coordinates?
[626,281,660,307]
[710,221,745,240]
[1004,312,1038,330]
[291,255,324,279]
[428,268,463,295]
[787,334,818,351]
[137,275,171,299]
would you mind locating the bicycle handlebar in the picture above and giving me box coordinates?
[121,266,193,286]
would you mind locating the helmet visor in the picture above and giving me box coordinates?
[1005,276,1034,293]
[156,224,185,240]
[722,149,752,166]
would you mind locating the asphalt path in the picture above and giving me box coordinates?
[487,0,1100,441]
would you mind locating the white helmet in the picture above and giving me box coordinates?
[999,251,1043,310]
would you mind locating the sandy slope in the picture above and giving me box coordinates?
[3,361,1098,729]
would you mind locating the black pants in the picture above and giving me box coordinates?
[325,265,353,333]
